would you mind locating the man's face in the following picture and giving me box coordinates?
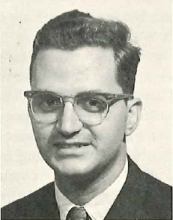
[30,46,129,179]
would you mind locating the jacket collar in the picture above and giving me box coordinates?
[104,156,149,219]
[35,182,60,219]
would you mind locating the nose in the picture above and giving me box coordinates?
[56,102,83,137]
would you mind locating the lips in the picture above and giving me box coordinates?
[54,142,90,149]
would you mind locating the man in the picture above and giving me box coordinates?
[2,9,172,220]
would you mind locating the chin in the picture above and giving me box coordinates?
[50,159,97,179]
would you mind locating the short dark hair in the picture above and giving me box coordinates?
[30,10,141,94]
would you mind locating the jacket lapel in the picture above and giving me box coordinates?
[35,182,61,219]
[104,157,149,220]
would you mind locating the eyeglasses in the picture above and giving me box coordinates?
[24,90,133,125]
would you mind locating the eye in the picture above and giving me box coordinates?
[33,94,62,113]
[88,99,100,107]
[42,98,58,106]
[78,96,107,113]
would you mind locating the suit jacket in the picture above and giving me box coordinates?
[1,157,172,220]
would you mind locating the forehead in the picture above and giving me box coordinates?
[31,46,122,95]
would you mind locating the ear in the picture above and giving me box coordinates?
[125,98,142,136]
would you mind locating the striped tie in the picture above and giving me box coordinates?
[66,206,91,220]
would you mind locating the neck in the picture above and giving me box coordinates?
[55,146,127,205]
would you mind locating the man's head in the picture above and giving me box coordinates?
[30,9,140,94]
[26,10,142,183]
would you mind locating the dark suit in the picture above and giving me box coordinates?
[1,157,172,220]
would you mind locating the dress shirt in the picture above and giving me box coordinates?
[55,158,128,220]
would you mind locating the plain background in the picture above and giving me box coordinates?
[1,0,172,207]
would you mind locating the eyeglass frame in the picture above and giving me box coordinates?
[24,90,134,125]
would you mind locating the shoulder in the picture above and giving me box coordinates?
[128,157,172,219]
[142,170,172,215]
[1,182,57,219]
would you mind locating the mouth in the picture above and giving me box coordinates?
[54,142,90,149]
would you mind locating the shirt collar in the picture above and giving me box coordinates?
[55,158,128,220]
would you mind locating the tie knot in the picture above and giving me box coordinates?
[66,206,88,220]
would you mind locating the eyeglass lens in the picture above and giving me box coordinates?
[31,93,108,125]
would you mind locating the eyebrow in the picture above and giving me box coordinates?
[77,90,112,96]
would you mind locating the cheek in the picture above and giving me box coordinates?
[30,119,53,147]
[91,105,128,148]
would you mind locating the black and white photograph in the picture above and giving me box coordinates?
[1,0,172,219]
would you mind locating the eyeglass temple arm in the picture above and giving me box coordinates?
[108,95,134,106]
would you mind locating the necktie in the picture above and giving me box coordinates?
[66,206,91,220]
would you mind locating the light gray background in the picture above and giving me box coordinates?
[1,0,172,207]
